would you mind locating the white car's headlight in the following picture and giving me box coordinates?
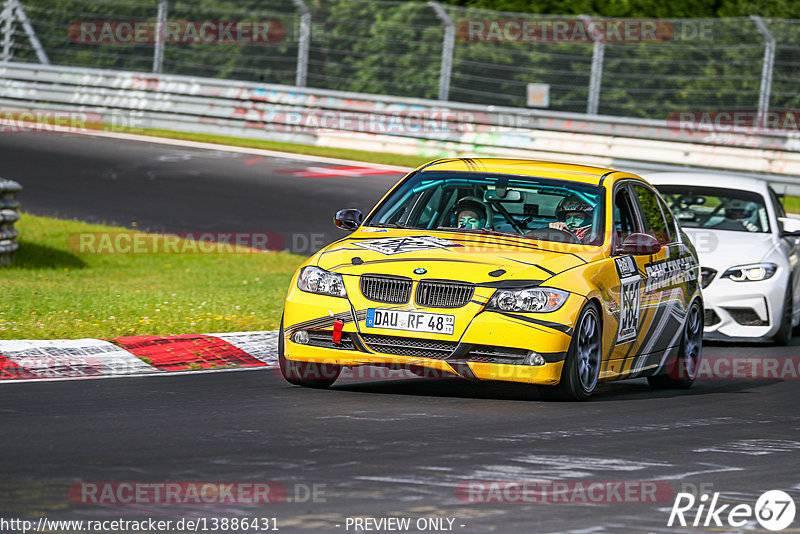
[487,288,568,313]
[297,266,347,297]
[721,263,777,282]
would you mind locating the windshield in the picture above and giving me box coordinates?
[365,171,606,245]
[655,185,770,233]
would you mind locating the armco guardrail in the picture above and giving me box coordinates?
[1,62,799,184]
[0,178,21,266]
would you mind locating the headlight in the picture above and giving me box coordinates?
[721,263,777,282]
[487,288,568,313]
[297,266,347,297]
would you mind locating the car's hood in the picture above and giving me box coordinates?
[315,228,601,285]
[684,228,778,271]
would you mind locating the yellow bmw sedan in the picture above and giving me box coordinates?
[279,158,702,400]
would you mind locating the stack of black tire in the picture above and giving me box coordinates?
[0,179,22,266]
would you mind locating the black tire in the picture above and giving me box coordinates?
[278,315,342,389]
[648,300,702,390]
[773,287,793,346]
[539,302,602,401]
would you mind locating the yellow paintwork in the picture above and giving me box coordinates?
[282,158,701,386]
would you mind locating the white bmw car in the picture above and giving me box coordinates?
[647,172,800,345]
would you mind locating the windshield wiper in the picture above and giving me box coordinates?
[435,227,523,238]
[368,222,416,229]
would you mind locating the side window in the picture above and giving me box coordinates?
[657,196,677,244]
[769,187,786,218]
[633,184,670,245]
[614,186,639,246]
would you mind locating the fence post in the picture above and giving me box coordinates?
[13,0,48,64]
[429,1,454,101]
[750,15,775,130]
[579,15,604,116]
[152,0,167,73]
[292,0,310,87]
[2,0,14,62]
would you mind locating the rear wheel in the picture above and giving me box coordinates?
[649,300,702,389]
[278,315,341,389]
[773,287,793,346]
[539,303,602,401]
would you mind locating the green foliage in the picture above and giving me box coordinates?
[13,0,800,118]
[443,0,800,18]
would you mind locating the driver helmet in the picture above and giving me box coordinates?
[725,199,756,220]
[450,196,492,229]
[555,196,593,231]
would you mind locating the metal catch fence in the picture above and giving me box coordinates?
[2,0,799,122]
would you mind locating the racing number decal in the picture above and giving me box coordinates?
[619,279,641,343]
[615,256,641,345]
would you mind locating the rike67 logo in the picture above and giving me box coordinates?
[668,490,796,531]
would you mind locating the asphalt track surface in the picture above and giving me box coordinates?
[0,132,401,254]
[2,132,800,533]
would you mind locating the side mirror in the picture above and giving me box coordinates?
[779,216,800,237]
[618,233,661,255]
[334,209,363,231]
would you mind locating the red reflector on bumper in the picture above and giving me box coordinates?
[332,319,344,344]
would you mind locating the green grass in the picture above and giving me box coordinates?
[783,195,800,214]
[0,214,305,340]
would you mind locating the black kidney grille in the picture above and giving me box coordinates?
[416,280,475,308]
[360,275,412,304]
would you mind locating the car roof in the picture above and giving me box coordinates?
[644,171,770,194]
[415,158,640,186]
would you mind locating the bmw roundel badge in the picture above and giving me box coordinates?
[414,268,427,275]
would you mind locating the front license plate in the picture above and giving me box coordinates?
[366,309,455,335]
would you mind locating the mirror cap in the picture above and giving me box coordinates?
[619,233,662,255]
[334,209,363,231]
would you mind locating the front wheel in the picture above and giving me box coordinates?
[648,300,702,390]
[539,302,602,401]
[278,315,342,389]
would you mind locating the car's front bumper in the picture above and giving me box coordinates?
[282,277,580,385]
[701,274,787,340]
